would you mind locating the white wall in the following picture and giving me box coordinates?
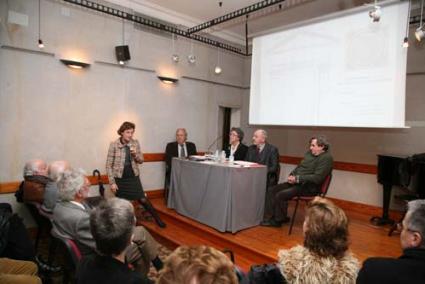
[0,0,246,225]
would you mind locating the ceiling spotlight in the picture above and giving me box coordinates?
[403,37,409,48]
[369,6,381,22]
[188,54,196,64]
[415,27,425,42]
[214,66,222,74]
[416,0,424,42]
[119,60,125,65]
[172,54,180,62]
[38,39,44,49]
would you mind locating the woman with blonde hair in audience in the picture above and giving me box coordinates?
[157,245,238,284]
[278,197,359,284]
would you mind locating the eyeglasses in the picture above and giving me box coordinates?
[396,222,417,233]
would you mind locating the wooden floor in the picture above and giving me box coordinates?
[139,197,402,271]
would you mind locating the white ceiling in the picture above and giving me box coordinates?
[105,0,372,46]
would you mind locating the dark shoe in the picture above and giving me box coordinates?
[260,220,272,226]
[268,219,283,227]
[35,255,62,273]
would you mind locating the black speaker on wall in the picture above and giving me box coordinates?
[115,45,131,62]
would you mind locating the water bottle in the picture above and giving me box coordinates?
[229,154,234,163]
[220,150,226,163]
[214,150,219,162]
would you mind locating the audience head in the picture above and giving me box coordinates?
[400,199,425,249]
[117,121,135,143]
[303,197,349,259]
[252,129,267,146]
[57,168,90,202]
[175,128,188,145]
[229,127,244,145]
[157,245,238,284]
[23,159,48,177]
[309,135,330,156]
[48,160,70,182]
[90,198,135,257]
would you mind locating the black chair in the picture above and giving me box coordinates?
[25,202,53,251]
[288,173,332,235]
[49,230,82,284]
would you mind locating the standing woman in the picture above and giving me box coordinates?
[106,121,165,228]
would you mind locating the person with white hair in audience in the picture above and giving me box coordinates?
[76,198,153,283]
[357,199,425,284]
[41,160,70,212]
[52,168,163,277]
[19,159,49,203]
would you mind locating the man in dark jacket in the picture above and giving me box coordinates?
[245,129,280,188]
[357,199,425,284]
[164,128,197,201]
[261,135,333,227]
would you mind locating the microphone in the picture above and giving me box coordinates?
[206,135,223,153]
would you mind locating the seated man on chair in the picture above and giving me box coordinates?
[52,168,163,277]
[164,128,197,200]
[357,199,425,284]
[18,159,50,203]
[261,135,333,227]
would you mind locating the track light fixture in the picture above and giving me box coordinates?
[171,34,179,63]
[214,46,222,75]
[38,0,44,49]
[369,5,381,22]
[188,40,196,64]
[415,0,424,42]
[403,0,412,48]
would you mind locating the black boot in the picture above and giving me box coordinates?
[139,198,166,228]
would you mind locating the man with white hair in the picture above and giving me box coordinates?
[41,160,70,212]
[52,168,163,277]
[19,159,49,203]
[245,129,280,188]
[357,199,425,283]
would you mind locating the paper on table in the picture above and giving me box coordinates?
[233,161,261,167]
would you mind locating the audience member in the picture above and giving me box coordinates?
[278,197,359,284]
[262,135,333,227]
[19,159,49,203]
[41,160,70,212]
[52,168,163,277]
[357,199,425,284]
[0,258,42,284]
[157,245,238,284]
[76,198,153,284]
[245,129,280,187]
[225,127,248,161]
[106,121,165,228]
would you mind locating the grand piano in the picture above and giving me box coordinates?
[371,153,425,226]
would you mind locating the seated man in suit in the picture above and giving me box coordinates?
[261,135,333,227]
[76,198,152,284]
[52,168,163,277]
[164,128,197,200]
[225,127,248,161]
[245,129,280,188]
[19,159,50,203]
[357,199,425,284]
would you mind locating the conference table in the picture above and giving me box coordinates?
[167,157,268,233]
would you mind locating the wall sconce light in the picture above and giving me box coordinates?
[60,59,90,69]
[157,76,178,84]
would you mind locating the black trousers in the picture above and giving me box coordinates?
[264,182,319,222]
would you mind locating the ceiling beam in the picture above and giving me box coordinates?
[63,0,246,55]
[187,0,286,35]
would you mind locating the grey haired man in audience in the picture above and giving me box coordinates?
[357,199,425,283]
[41,160,70,212]
[19,159,49,203]
[52,168,163,277]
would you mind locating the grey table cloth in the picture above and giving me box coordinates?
[167,158,268,233]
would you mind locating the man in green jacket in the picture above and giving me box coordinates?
[261,136,333,227]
